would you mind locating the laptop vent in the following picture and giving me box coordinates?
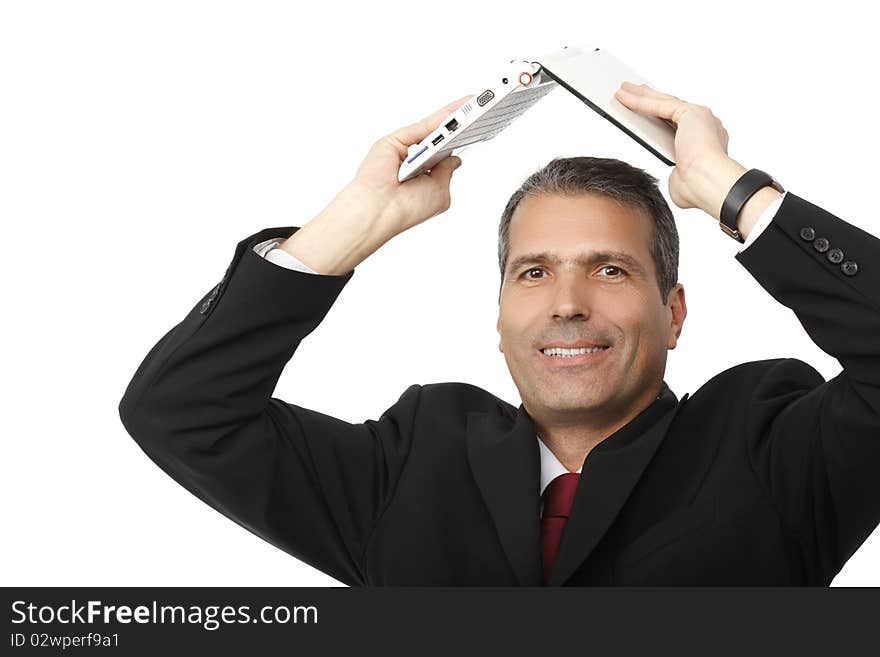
[461,103,473,115]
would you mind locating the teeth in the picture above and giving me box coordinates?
[542,346,608,356]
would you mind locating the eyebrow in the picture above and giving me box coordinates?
[506,250,648,277]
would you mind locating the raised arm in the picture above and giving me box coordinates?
[117,95,470,585]
[616,81,880,581]
[734,192,880,580]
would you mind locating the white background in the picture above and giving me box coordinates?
[2,0,878,586]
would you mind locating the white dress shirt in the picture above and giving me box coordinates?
[252,192,787,499]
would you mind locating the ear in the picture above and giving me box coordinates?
[496,315,504,353]
[666,283,687,350]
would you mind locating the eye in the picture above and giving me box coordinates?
[599,265,626,277]
[519,267,547,280]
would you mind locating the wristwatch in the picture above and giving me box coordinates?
[719,168,785,242]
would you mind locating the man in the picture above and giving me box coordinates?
[118,82,880,586]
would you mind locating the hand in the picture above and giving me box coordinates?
[346,95,472,239]
[278,95,472,276]
[614,81,746,217]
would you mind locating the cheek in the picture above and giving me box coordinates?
[611,301,663,354]
[631,310,669,359]
[498,304,537,347]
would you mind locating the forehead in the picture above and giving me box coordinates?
[508,193,654,261]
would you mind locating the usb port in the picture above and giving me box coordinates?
[445,118,459,132]
[431,134,445,146]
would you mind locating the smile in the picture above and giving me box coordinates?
[536,346,612,366]
[541,346,609,356]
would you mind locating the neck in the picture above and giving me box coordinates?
[531,382,664,472]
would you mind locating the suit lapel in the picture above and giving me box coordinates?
[466,405,543,586]
[466,383,690,587]
[547,383,689,586]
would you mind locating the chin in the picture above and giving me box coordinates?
[537,388,608,413]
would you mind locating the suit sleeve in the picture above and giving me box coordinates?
[734,192,880,580]
[118,226,422,586]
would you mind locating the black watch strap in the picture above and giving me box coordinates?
[720,168,785,242]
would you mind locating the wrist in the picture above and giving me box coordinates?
[689,157,783,240]
[734,185,783,242]
[279,185,394,275]
[689,155,748,221]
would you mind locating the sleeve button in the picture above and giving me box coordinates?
[841,260,858,276]
[799,227,815,241]
[812,237,830,253]
[827,248,844,264]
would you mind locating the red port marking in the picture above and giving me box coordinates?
[519,72,532,86]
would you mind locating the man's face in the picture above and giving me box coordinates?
[496,192,686,427]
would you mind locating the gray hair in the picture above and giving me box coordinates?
[497,156,679,305]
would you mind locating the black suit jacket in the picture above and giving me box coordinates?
[118,192,880,586]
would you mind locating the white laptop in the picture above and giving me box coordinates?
[397,44,677,182]
[398,59,558,182]
[535,44,677,166]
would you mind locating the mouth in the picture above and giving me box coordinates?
[536,345,612,366]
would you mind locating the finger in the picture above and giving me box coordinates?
[409,154,462,188]
[427,154,463,181]
[617,82,689,111]
[618,80,678,100]
[387,95,472,148]
[614,85,691,124]
[412,155,462,207]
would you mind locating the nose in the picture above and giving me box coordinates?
[550,272,592,322]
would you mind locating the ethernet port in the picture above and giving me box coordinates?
[445,118,459,132]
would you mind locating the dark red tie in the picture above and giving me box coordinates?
[540,472,581,585]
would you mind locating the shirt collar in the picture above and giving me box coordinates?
[535,391,665,496]
[537,435,581,496]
